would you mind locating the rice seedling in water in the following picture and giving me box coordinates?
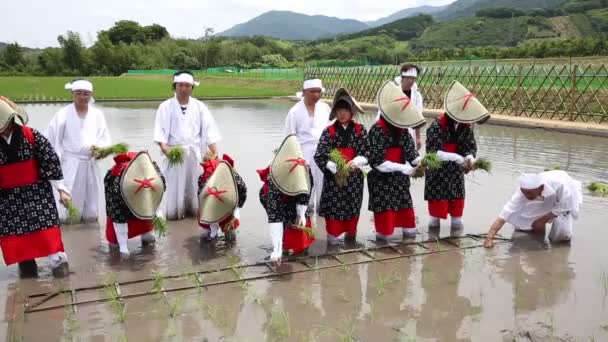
[300,291,315,307]
[64,200,80,225]
[329,148,351,187]
[152,216,167,237]
[63,303,79,335]
[544,165,561,171]
[473,157,492,173]
[168,296,182,319]
[152,270,165,297]
[318,316,358,342]
[166,146,185,167]
[269,306,291,340]
[91,143,129,159]
[588,182,608,197]
[187,272,203,292]
[103,279,126,324]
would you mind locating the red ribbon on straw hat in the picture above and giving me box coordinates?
[133,178,156,193]
[286,158,306,173]
[206,186,227,202]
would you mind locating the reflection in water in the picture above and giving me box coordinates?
[417,250,481,341]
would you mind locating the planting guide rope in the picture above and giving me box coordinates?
[23,234,509,314]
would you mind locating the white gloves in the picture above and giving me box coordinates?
[233,207,240,220]
[351,156,368,169]
[411,156,423,166]
[269,222,284,261]
[296,204,307,226]
[326,161,337,174]
[376,161,416,175]
[437,151,464,164]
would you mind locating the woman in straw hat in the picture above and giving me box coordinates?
[258,135,314,264]
[314,88,369,245]
[424,81,489,230]
[197,150,247,242]
[0,96,71,277]
[368,80,426,240]
[104,151,166,257]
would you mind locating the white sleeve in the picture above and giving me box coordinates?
[499,190,526,223]
[284,110,296,136]
[201,103,222,146]
[552,183,577,216]
[153,102,170,145]
[44,111,66,160]
[96,111,112,148]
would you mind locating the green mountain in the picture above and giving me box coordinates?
[218,10,369,40]
[434,0,569,20]
[366,5,448,27]
[336,15,434,42]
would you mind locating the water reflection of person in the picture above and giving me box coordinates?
[417,250,480,341]
[499,231,574,314]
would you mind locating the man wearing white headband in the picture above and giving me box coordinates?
[375,64,424,150]
[284,78,330,212]
[45,79,112,223]
[484,170,583,247]
[153,70,221,220]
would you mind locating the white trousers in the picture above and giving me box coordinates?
[301,142,322,211]
[56,153,103,222]
[158,146,200,220]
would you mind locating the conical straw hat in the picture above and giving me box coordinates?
[376,79,425,128]
[444,80,490,123]
[270,135,310,196]
[120,152,165,219]
[199,161,238,224]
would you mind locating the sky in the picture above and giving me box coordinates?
[2,0,455,48]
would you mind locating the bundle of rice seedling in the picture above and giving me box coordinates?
[328,149,350,187]
[588,181,608,197]
[153,216,168,237]
[473,157,492,173]
[411,152,442,179]
[91,143,129,159]
[422,152,442,171]
[64,200,80,225]
[291,223,315,238]
[167,146,185,167]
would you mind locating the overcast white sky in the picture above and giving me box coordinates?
[2,0,455,48]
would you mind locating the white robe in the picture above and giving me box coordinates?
[499,170,583,241]
[375,85,424,149]
[45,104,111,222]
[153,96,221,220]
[284,99,331,210]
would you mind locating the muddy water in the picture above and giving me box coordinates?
[2,99,608,341]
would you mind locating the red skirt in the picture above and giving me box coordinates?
[106,217,153,244]
[325,217,359,237]
[374,208,416,235]
[428,199,465,219]
[0,227,64,265]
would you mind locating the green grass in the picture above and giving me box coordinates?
[1,76,301,102]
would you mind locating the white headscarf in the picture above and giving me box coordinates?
[519,173,544,190]
[173,73,200,87]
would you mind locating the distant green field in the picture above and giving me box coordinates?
[0,76,301,102]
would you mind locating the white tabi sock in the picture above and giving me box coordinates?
[451,216,464,229]
[428,216,440,228]
[113,222,130,255]
[48,252,68,269]
[269,222,284,261]
[402,227,418,237]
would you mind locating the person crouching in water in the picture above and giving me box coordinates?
[425,81,490,231]
[258,135,314,265]
[367,80,425,240]
[314,88,369,245]
[104,151,166,257]
[198,150,247,243]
